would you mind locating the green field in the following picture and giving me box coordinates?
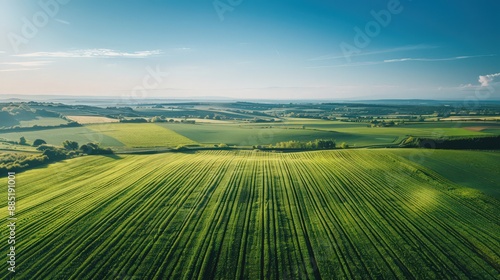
[86,123,198,148]
[0,123,198,150]
[390,149,500,199]
[1,119,498,150]
[161,119,498,148]
[2,150,498,279]
[18,117,69,127]
[161,123,342,146]
[0,126,124,148]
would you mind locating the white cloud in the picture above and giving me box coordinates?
[0,68,41,72]
[1,61,52,67]
[54,19,71,25]
[0,61,52,72]
[309,54,496,68]
[478,73,500,87]
[384,54,494,63]
[308,45,436,61]
[15,49,162,58]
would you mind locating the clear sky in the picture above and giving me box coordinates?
[0,0,499,100]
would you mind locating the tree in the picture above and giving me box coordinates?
[80,143,113,155]
[340,142,349,149]
[42,148,68,161]
[32,139,47,147]
[19,136,27,145]
[62,140,79,150]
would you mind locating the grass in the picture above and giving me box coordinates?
[389,149,500,199]
[86,123,198,148]
[2,118,497,149]
[18,117,69,127]
[66,116,120,124]
[158,123,339,146]
[1,150,498,279]
[0,126,124,147]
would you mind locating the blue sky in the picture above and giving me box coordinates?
[0,0,499,100]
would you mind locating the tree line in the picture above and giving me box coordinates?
[0,139,113,174]
[255,139,337,150]
[401,135,500,150]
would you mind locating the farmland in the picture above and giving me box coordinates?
[1,100,499,279]
[1,150,499,279]
[391,149,500,199]
[0,126,125,148]
[86,123,198,148]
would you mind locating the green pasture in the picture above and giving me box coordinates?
[1,150,498,279]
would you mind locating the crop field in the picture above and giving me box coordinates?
[159,123,340,146]
[2,150,499,279]
[0,127,125,147]
[66,116,120,124]
[86,123,198,148]
[391,149,500,199]
[2,118,497,150]
[231,119,499,147]
[18,117,69,127]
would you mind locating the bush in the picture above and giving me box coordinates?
[80,143,114,155]
[33,139,47,147]
[63,140,79,150]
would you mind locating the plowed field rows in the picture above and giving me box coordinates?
[2,150,499,279]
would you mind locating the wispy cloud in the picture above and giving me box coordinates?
[0,61,52,72]
[309,54,496,69]
[478,73,500,87]
[384,54,495,63]
[307,61,382,68]
[54,19,71,25]
[308,45,436,61]
[1,61,52,67]
[15,49,162,58]
[0,68,41,72]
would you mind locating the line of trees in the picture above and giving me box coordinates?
[402,135,500,150]
[0,140,113,174]
[0,121,81,132]
[266,139,336,150]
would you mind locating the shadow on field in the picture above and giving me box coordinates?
[102,154,123,159]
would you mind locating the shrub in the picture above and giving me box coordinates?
[33,139,47,147]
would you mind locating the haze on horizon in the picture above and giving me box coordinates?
[0,0,499,100]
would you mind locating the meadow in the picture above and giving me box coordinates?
[1,150,498,279]
[390,149,500,199]
[0,126,125,148]
[86,123,198,148]
[1,115,498,150]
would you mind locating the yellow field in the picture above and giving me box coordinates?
[67,116,120,124]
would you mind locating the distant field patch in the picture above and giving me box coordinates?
[67,116,120,124]
[159,123,338,146]
[392,149,500,199]
[18,117,69,127]
[464,126,500,132]
[87,123,198,148]
[441,116,500,121]
[0,126,124,147]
